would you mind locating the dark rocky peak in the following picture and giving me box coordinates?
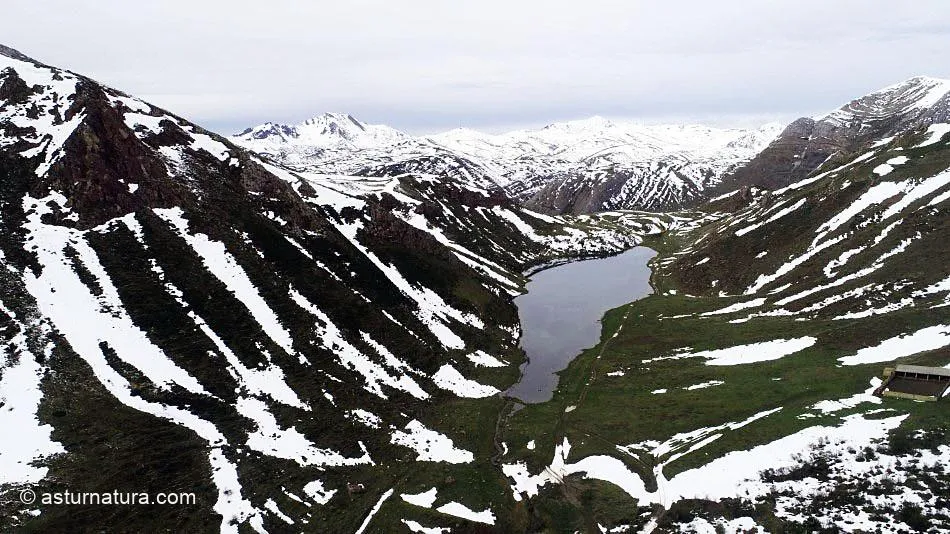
[0,44,39,63]
[37,80,192,227]
[716,76,950,193]
[0,48,315,231]
[0,67,34,104]
[236,121,299,140]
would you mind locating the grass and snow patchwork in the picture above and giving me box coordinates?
[0,311,65,485]
[21,198,267,532]
[675,516,771,533]
[289,288,430,400]
[504,412,904,512]
[807,378,882,415]
[154,207,295,356]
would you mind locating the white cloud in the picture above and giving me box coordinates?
[5,1,950,134]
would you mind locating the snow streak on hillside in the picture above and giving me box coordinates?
[817,76,950,126]
[0,45,674,533]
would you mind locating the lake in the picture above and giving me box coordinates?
[507,247,657,403]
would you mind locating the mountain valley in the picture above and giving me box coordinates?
[2,42,950,533]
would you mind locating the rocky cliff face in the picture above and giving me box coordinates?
[718,76,950,193]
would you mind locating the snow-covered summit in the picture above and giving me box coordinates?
[233,112,409,152]
[429,118,783,212]
[429,118,779,163]
[231,76,950,214]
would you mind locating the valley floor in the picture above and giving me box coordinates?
[487,230,950,533]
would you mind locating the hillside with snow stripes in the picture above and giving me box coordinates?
[490,114,950,533]
[0,45,679,533]
[662,121,950,323]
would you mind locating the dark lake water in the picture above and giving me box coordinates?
[507,247,656,403]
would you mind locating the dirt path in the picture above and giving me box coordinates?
[490,398,519,466]
[577,302,634,406]
[569,303,674,534]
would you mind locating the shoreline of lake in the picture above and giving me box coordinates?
[506,246,657,403]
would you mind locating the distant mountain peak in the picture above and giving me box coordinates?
[233,111,780,212]
[874,75,950,104]
[236,121,299,140]
[301,111,367,131]
[542,115,616,131]
[232,112,408,152]
[905,74,950,85]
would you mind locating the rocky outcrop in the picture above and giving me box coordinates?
[717,77,950,193]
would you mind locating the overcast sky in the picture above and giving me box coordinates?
[5,1,950,135]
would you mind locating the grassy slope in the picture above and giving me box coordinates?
[494,131,950,531]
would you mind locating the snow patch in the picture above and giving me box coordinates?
[401,487,438,508]
[839,325,950,365]
[436,501,495,525]
[691,337,817,366]
[302,480,336,505]
[391,420,474,463]
[432,364,499,398]
[914,123,950,148]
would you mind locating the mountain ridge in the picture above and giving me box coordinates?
[232,75,950,215]
[232,113,784,213]
[718,74,950,194]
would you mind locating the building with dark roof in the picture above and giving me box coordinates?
[877,365,950,401]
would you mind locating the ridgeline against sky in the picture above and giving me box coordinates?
[4,0,950,134]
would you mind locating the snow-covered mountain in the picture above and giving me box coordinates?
[430,118,784,213]
[0,45,664,533]
[817,76,950,127]
[5,40,950,534]
[232,115,783,213]
[234,112,409,154]
[234,76,950,216]
[720,75,950,194]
